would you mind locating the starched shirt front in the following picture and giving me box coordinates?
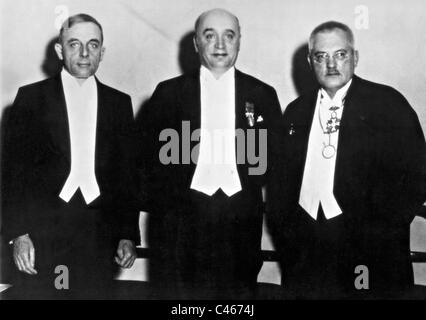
[59,69,100,204]
[298,79,352,220]
[190,66,242,197]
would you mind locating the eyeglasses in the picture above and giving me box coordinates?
[312,50,350,64]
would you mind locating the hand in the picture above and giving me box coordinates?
[12,234,38,275]
[115,239,137,268]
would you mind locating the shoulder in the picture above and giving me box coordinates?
[97,80,131,102]
[284,90,317,117]
[16,76,58,97]
[97,80,134,119]
[148,73,198,108]
[11,77,61,115]
[286,93,311,108]
[155,74,191,91]
[352,76,418,123]
[353,76,406,101]
[96,81,135,125]
[236,69,277,94]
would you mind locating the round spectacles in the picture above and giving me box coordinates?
[312,50,350,64]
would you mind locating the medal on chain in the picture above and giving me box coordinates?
[319,104,341,159]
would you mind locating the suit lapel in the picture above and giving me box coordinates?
[295,91,318,166]
[180,71,201,131]
[282,90,318,195]
[333,76,370,200]
[179,72,201,176]
[334,79,356,195]
[235,70,261,183]
[235,70,248,131]
[94,78,110,175]
[45,74,71,163]
[234,70,246,182]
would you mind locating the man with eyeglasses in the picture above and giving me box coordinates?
[267,21,426,299]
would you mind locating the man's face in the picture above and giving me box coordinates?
[309,29,358,97]
[55,22,105,79]
[194,10,240,77]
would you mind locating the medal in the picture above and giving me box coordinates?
[322,144,336,159]
[318,100,342,159]
[245,102,255,127]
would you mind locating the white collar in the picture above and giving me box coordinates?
[200,65,235,83]
[61,68,96,90]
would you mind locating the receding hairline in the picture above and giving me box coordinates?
[58,13,104,44]
[194,8,241,35]
[308,21,355,53]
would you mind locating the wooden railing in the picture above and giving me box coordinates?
[137,206,426,263]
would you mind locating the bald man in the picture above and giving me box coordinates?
[138,9,282,299]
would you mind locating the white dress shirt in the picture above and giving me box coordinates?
[59,69,100,204]
[190,66,242,196]
[298,79,352,220]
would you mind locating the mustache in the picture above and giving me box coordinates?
[326,69,340,75]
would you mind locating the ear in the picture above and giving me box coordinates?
[54,43,64,61]
[353,50,359,67]
[193,36,199,53]
[100,46,106,62]
[307,54,312,69]
[236,33,241,52]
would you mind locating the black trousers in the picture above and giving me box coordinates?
[149,189,263,299]
[7,190,115,300]
[280,205,414,299]
[281,205,349,299]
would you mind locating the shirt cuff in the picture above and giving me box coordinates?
[9,233,29,245]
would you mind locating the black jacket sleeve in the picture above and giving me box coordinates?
[1,88,37,241]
